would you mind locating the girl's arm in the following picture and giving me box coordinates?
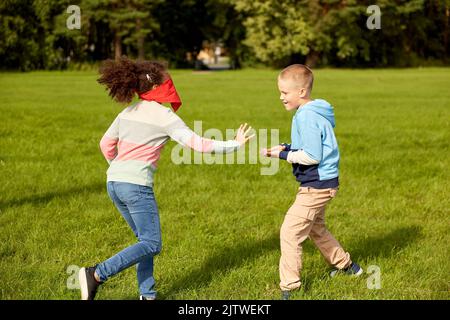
[99,116,119,164]
[164,111,253,153]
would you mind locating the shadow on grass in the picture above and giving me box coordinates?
[287,225,424,295]
[349,225,423,261]
[161,233,280,299]
[0,182,105,210]
[104,226,424,299]
[297,225,422,297]
[159,226,423,298]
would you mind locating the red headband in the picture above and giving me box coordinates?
[138,78,182,112]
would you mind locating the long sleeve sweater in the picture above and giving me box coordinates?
[100,100,240,186]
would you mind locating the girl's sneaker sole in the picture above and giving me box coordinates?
[79,267,89,300]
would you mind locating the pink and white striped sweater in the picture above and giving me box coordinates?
[100,101,240,186]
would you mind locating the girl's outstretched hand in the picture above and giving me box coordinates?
[235,123,255,146]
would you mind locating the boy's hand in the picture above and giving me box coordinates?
[261,145,286,158]
[235,123,255,146]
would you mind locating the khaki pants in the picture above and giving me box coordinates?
[279,186,351,291]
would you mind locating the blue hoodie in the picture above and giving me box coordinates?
[279,99,339,188]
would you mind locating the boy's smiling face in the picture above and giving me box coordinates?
[277,77,307,111]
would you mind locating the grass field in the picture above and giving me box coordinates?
[0,68,449,300]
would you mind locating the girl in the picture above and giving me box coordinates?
[79,57,254,300]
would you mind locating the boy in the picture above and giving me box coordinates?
[263,64,362,300]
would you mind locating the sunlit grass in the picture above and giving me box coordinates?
[0,68,449,299]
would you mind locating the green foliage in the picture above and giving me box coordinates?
[232,0,449,67]
[0,0,448,69]
[233,0,311,64]
[0,0,56,70]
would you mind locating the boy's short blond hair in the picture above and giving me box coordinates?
[279,64,314,93]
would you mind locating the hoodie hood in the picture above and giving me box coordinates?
[300,99,336,127]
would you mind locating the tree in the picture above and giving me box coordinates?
[0,0,72,70]
[0,0,448,70]
[203,0,247,69]
[79,0,161,61]
[232,0,312,66]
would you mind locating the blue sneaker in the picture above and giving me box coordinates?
[281,290,291,300]
[330,262,363,278]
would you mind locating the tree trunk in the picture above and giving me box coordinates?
[136,18,145,60]
[445,5,449,58]
[305,50,320,67]
[114,32,122,60]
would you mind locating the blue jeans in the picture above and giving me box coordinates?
[95,181,162,299]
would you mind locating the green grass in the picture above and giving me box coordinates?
[0,68,449,300]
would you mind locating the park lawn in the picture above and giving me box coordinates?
[0,67,449,300]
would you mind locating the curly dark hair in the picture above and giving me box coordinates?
[97,56,167,104]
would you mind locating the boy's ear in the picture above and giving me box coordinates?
[298,88,308,98]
